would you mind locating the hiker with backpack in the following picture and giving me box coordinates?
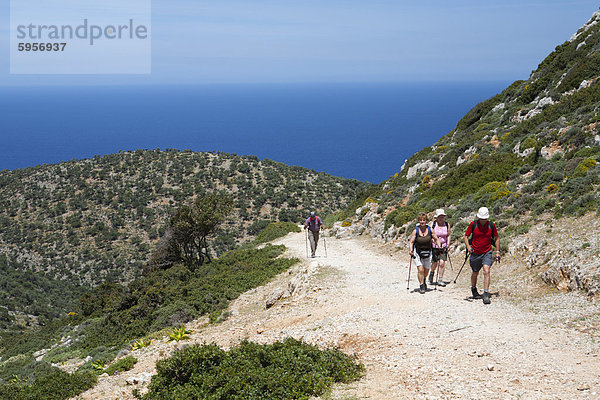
[304,211,323,258]
[409,213,442,294]
[463,207,500,304]
[429,209,451,287]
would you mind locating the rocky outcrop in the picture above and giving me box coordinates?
[406,160,437,179]
[507,217,600,297]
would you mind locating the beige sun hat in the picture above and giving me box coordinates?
[477,207,490,219]
[434,208,446,218]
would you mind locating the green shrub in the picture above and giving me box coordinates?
[143,338,364,400]
[336,187,380,221]
[247,219,272,236]
[521,136,537,150]
[384,205,417,230]
[573,158,597,177]
[475,182,511,202]
[425,153,522,202]
[60,244,298,356]
[256,222,301,243]
[0,368,97,400]
[557,52,600,93]
[455,94,503,131]
[103,355,137,376]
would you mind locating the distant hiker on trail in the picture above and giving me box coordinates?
[430,209,451,287]
[409,213,441,294]
[463,207,500,305]
[304,211,323,258]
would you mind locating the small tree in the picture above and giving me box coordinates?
[153,194,233,268]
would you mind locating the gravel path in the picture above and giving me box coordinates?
[76,232,600,399]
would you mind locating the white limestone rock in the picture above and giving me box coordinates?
[406,160,437,179]
[491,102,505,113]
[126,372,153,386]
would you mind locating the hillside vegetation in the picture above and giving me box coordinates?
[0,150,370,326]
[0,215,364,400]
[0,228,302,398]
[339,11,600,295]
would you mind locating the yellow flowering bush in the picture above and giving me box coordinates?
[574,158,597,176]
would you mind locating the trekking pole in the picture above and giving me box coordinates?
[453,250,469,284]
[322,231,328,258]
[305,229,309,259]
[406,255,414,291]
[447,248,454,271]
[434,254,441,290]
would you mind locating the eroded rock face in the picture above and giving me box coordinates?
[508,219,600,297]
[540,253,600,296]
[540,141,564,160]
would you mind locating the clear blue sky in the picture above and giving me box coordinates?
[1,0,599,85]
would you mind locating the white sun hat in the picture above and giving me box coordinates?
[434,208,446,218]
[477,207,490,219]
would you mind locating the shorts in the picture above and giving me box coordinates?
[414,250,432,270]
[432,248,447,262]
[470,251,493,272]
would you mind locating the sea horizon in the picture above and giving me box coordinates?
[0,81,511,182]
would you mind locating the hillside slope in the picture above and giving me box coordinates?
[339,10,600,296]
[0,150,370,324]
[75,231,600,400]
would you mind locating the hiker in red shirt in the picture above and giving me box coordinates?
[304,211,323,258]
[463,207,500,304]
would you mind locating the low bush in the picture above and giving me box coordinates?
[255,222,300,243]
[424,153,522,202]
[75,245,298,351]
[103,355,137,376]
[573,158,597,177]
[384,205,417,230]
[0,368,97,400]
[143,338,364,400]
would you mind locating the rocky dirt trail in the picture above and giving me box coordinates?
[77,231,600,399]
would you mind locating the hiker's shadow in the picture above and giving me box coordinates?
[410,288,436,294]
[463,291,500,302]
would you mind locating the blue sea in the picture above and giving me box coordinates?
[0,82,510,183]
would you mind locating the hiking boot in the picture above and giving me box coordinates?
[419,283,426,294]
[428,271,434,284]
[471,287,482,299]
[483,292,491,304]
[437,279,446,287]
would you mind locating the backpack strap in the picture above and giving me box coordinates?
[468,220,476,245]
[489,221,496,242]
[416,224,432,237]
[470,220,496,244]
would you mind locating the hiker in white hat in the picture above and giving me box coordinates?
[430,209,451,287]
[463,207,500,304]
